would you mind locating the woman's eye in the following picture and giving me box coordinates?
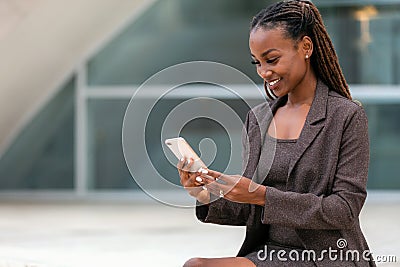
[266,57,279,64]
[251,60,260,66]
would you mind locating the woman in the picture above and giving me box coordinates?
[178,1,374,266]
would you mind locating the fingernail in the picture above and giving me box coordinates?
[187,159,191,165]
[180,158,184,162]
[202,186,207,191]
[199,168,208,174]
[195,177,203,183]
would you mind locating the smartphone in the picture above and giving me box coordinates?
[165,137,207,172]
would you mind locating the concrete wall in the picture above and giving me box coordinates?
[0,0,152,155]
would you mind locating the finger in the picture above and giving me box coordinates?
[201,169,232,184]
[202,169,224,179]
[178,170,186,186]
[196,167,209,176]
[183,174,202,188]
[182,158,194,172]
[198,173,216,183]
[182,175,194,188]
[176,157,186,170]
[188,175,205,187]
[199,173,231,186]
[204,180,224,195]
[178,169,189,185]
[204,183,220,197]
[195,168,212,183]
[180,171,197,187]
[194,176,204,185]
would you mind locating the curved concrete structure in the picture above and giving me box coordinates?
[0,0,152,156]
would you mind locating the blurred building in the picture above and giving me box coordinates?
[0,0,399,198]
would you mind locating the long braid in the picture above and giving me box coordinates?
[251,0,352,99]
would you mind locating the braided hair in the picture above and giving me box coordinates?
[251,0,351,99]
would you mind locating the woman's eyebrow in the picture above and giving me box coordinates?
[261,48,278,57]
[250,48,279,59]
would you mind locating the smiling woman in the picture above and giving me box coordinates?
[176,1,375,266]
[249,26,317,141]
[249,0,351,102]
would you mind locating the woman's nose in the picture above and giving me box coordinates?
[257,67,272,80]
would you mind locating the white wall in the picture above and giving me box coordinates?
[0,0,152,155]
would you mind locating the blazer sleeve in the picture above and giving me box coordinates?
[195,112,252,226]
[195,198,250,226]
[261,106,369,229]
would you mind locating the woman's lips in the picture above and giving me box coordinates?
[267,78,281,91]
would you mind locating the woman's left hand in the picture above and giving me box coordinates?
[198,169,266,206]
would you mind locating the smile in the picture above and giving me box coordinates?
[268,78,281,87]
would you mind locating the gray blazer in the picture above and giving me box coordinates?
[196,80,375,266]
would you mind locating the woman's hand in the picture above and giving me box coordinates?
[177,158,210,204]
[199,169,266,206]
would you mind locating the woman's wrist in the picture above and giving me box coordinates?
[253,185,266,206]
[196,189,211,204]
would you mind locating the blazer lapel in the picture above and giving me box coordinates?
[251,80,328,186]
[287,80,328,177]
[251,96,287,186]
[259,96,288,142]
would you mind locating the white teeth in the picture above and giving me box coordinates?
[269,78,281,86]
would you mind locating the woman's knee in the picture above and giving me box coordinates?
[183,257,206,267]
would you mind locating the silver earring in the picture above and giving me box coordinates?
[305,55,309,59]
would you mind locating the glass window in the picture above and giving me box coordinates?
[319,3,400,84]
[87,99,135,189]
[2,0,399,193]
[87,0,272,86]
[86,0,400,190]
[365,104,400,189]
[0,79,75,189]
[88,0,400,86]
[87,97,255,189]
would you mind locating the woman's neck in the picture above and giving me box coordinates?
[286,70,317,108]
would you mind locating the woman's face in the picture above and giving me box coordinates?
[249,27,310,98]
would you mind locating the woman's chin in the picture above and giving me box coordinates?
[271,89,286,98]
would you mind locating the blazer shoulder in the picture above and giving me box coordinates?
[247,101,271,122]
[251,101,272,113]
[327,90,365,116]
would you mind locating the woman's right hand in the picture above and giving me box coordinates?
[177,158,210,204]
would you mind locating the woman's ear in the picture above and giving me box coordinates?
[301,35,313,59]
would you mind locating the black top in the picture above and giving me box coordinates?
[264,137,303,248]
